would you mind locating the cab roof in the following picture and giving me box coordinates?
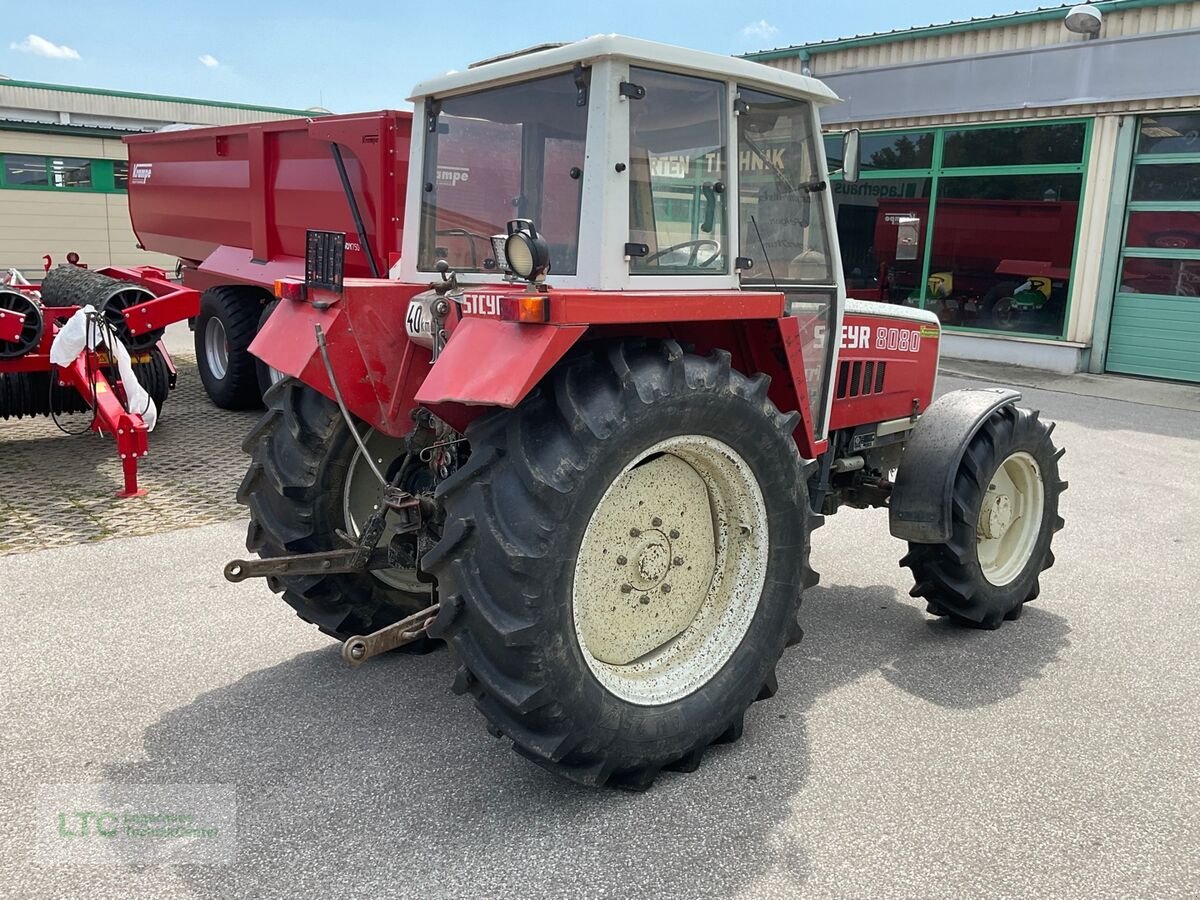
[407,34,840,105]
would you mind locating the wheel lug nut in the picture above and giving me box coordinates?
[669,529,680,539]
[621,583,633,594]
[651,516,662,527]
[617,555,627,565]
[629,528,641,538]
[662,584,672,594]
[673,556,683,566]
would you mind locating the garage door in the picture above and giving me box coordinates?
[1106,113,1200,383]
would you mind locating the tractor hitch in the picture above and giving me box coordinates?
[341,603,441,667]
[223,547,393,582]
[224,488,431,583]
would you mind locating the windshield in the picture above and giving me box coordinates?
[628,67,728,274]
[737,88,833,285]
[418,70,588,274]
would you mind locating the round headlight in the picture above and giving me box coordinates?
[505,233,536,279]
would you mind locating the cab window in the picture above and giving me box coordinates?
[628,68,728,274]
[737,88,834,285]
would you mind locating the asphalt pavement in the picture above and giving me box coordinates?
[1,372,1198,899]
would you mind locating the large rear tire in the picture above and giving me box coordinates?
[195,286,263,410]
[254,300,286,401]
[237,380,431,640]
[903,405,1065,628]
[424,342,815,789]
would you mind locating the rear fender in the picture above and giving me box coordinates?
[414,316,587,430]
[889,388,1021,543]
[250,280,430,437]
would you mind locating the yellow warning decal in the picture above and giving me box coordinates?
[95,383,108,393]
[920,325,941,338]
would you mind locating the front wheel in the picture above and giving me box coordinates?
[903,405,1066,628]
[424,342,816,789]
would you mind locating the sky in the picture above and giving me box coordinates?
[2,1,1057,112]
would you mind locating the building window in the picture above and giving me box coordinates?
[928,174,1081,335]
[51,158,92,189]
[3,154,50,187]
[829,119,1090,339]
[0,154,126,193]
[832,177,931,304]
[942,124,1086,168]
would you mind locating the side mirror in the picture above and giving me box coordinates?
[842,129,861,184]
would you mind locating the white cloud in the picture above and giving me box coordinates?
[9,34,81,60]
[741,19,779,43]
[198,54,220,68]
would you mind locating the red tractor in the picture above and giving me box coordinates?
[225,37,1066,788]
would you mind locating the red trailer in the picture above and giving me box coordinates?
[124,110,413,408]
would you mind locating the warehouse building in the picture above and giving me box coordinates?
[747,0,1200,383]
[0,79,314,280]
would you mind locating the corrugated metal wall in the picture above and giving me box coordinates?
[0,84,299,128]
[765,1,1200,76]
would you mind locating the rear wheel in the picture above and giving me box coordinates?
[903,405,1066,628]
[425,342,815,788]
[237,379,430,640]
[195,286,263,410]
[254,300,287,400]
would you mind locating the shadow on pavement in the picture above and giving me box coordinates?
[106,586,1069,898]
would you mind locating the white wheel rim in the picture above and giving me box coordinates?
[572,435,769,707]
[976,450,1045,586]
[204,317,229,380]
[343,430,426,593]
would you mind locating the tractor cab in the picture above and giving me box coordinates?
[398,33,860,435]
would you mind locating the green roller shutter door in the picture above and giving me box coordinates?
[1105,114,1200,384]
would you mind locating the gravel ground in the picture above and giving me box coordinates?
[1,372,1197,899]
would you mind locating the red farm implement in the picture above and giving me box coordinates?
[0,265,198,496]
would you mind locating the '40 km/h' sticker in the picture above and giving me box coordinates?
[840,324,924,353]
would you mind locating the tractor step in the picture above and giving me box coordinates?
[342,604,440,667]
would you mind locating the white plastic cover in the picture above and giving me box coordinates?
[49,306,158,430]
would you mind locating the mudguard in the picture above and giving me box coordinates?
[415,316,586,408]
[889,387,1021,544]
[249,280,431,438]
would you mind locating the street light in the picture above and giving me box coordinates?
[1064,5,1103,39]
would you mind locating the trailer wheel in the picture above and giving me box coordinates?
[903,405,1066,629]
[237,380,431,641]
[195,287,263,410]
[424,343,815,789]
[254,301,287,400]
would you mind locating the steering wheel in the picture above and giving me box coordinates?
[641,239,722,268]
[435,228,494,268]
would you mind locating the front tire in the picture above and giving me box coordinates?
[424,342,815,789]
[903,405,1066,628]
[237,380,430,640]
